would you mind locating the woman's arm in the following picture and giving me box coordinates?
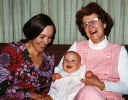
[0,44,18,98]
[81,71,105,90]
[0,46,11,84]
[104,46,128,94]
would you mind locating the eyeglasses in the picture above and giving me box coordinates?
[82,17,99,29]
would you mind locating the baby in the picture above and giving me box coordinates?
[48,51,86,100]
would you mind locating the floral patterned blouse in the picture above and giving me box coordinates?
[0,41,55,100]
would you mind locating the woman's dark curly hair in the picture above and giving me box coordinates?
[76,2,113,39]
[21,13,56,43]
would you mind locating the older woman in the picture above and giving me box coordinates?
[58,2,128,100]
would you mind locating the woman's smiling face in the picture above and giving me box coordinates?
[31,25,54,53]
[82,13,106,44]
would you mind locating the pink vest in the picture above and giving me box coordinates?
[76,40,124,100]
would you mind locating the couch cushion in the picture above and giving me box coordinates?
[46,44,71,66]
[0,43,128,99]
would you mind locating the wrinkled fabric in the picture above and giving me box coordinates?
[74,86,106,100]
[0,42,54,99]
[49,65,86,100]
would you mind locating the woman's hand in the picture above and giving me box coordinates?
[31,92,42,100]
[81,71,105,90]
[31,93,53,100]
[40,95,53,100]
[44,95,53,100]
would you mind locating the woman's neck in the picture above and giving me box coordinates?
[25,41,41,56]
[89,36,108,50]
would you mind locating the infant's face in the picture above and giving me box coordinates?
[63,52,81,73]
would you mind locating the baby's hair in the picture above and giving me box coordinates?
[64,51,81,61]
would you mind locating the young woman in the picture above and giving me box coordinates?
[0,13,56,100]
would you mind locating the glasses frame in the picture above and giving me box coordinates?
[82,17,99,29]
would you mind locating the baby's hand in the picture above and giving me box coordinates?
[52,73,62,81]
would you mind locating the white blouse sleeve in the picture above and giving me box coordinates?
[104,46,128,94]
[55,42,77,72]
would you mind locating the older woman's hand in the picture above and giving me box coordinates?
[81,71,105,90]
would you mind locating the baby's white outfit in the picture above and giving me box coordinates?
[48,65,86,100]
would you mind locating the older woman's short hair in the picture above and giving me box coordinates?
[76,2,113,39]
